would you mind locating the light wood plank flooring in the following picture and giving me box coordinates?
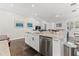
[9,38,38,56]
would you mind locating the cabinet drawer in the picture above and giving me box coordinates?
[31,36,39,52]
[53,39,61,56]
[32,42,39,52]
[25,33,32,46]
[32,35,39,44]
[25,33,39,52]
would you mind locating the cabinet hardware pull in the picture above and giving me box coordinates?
[32,37,34,40]
[54,40,58,41]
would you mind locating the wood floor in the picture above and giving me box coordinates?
[9,38,38,56]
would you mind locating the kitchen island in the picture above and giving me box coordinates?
[25,31,65,56]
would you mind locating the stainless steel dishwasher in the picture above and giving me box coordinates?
[39,35,52,56]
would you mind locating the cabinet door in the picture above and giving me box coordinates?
[53,39,61,56]
[25,33,30,45]
[25,33,33,46]
[31,35,39,52]
[25,33,39,52]
[32,42,39,52]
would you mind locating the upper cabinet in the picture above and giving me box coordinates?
[75,21,79,29]
[67,20,79,31]
[55,22,65,30]
[67,21,74,31]
[40,21,65,30]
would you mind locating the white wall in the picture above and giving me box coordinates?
[25,17,40,32]
[0,10,41,40]
[40,21,53,30]
[0,10,25,40]
[0,10,68,40]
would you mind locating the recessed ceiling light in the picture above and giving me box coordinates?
[70,3,77,6]
[32,4,35,7]
[35,13,37,16]
[10,4,14,7]
[56,15,60,17]
[33,13,38,18]
[72,9,77,12]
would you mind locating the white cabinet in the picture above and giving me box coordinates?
[25,33,64,56]
[25,33,39,52]
[50,23,55,29]
[25,33,32,46]
[53,38,61,56]
[31,34,39,52]
[53,37,64,56]
[51,22,65,30]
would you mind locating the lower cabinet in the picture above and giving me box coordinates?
[31,35,39,52]
[25,33,64,56]
[53,38,64,56]
[25,33,39,52]
[53,39,61,56]
[25,33,32,47]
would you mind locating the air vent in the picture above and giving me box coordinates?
[70,3,77,6]
[72,9,77,12]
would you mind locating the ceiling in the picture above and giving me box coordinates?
[0,3,79,22]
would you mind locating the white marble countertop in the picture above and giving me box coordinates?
[26,31,64,39]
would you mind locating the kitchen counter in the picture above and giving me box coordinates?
[0,40,10,56]
[30,31,64,39]
[25,31,65,56]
